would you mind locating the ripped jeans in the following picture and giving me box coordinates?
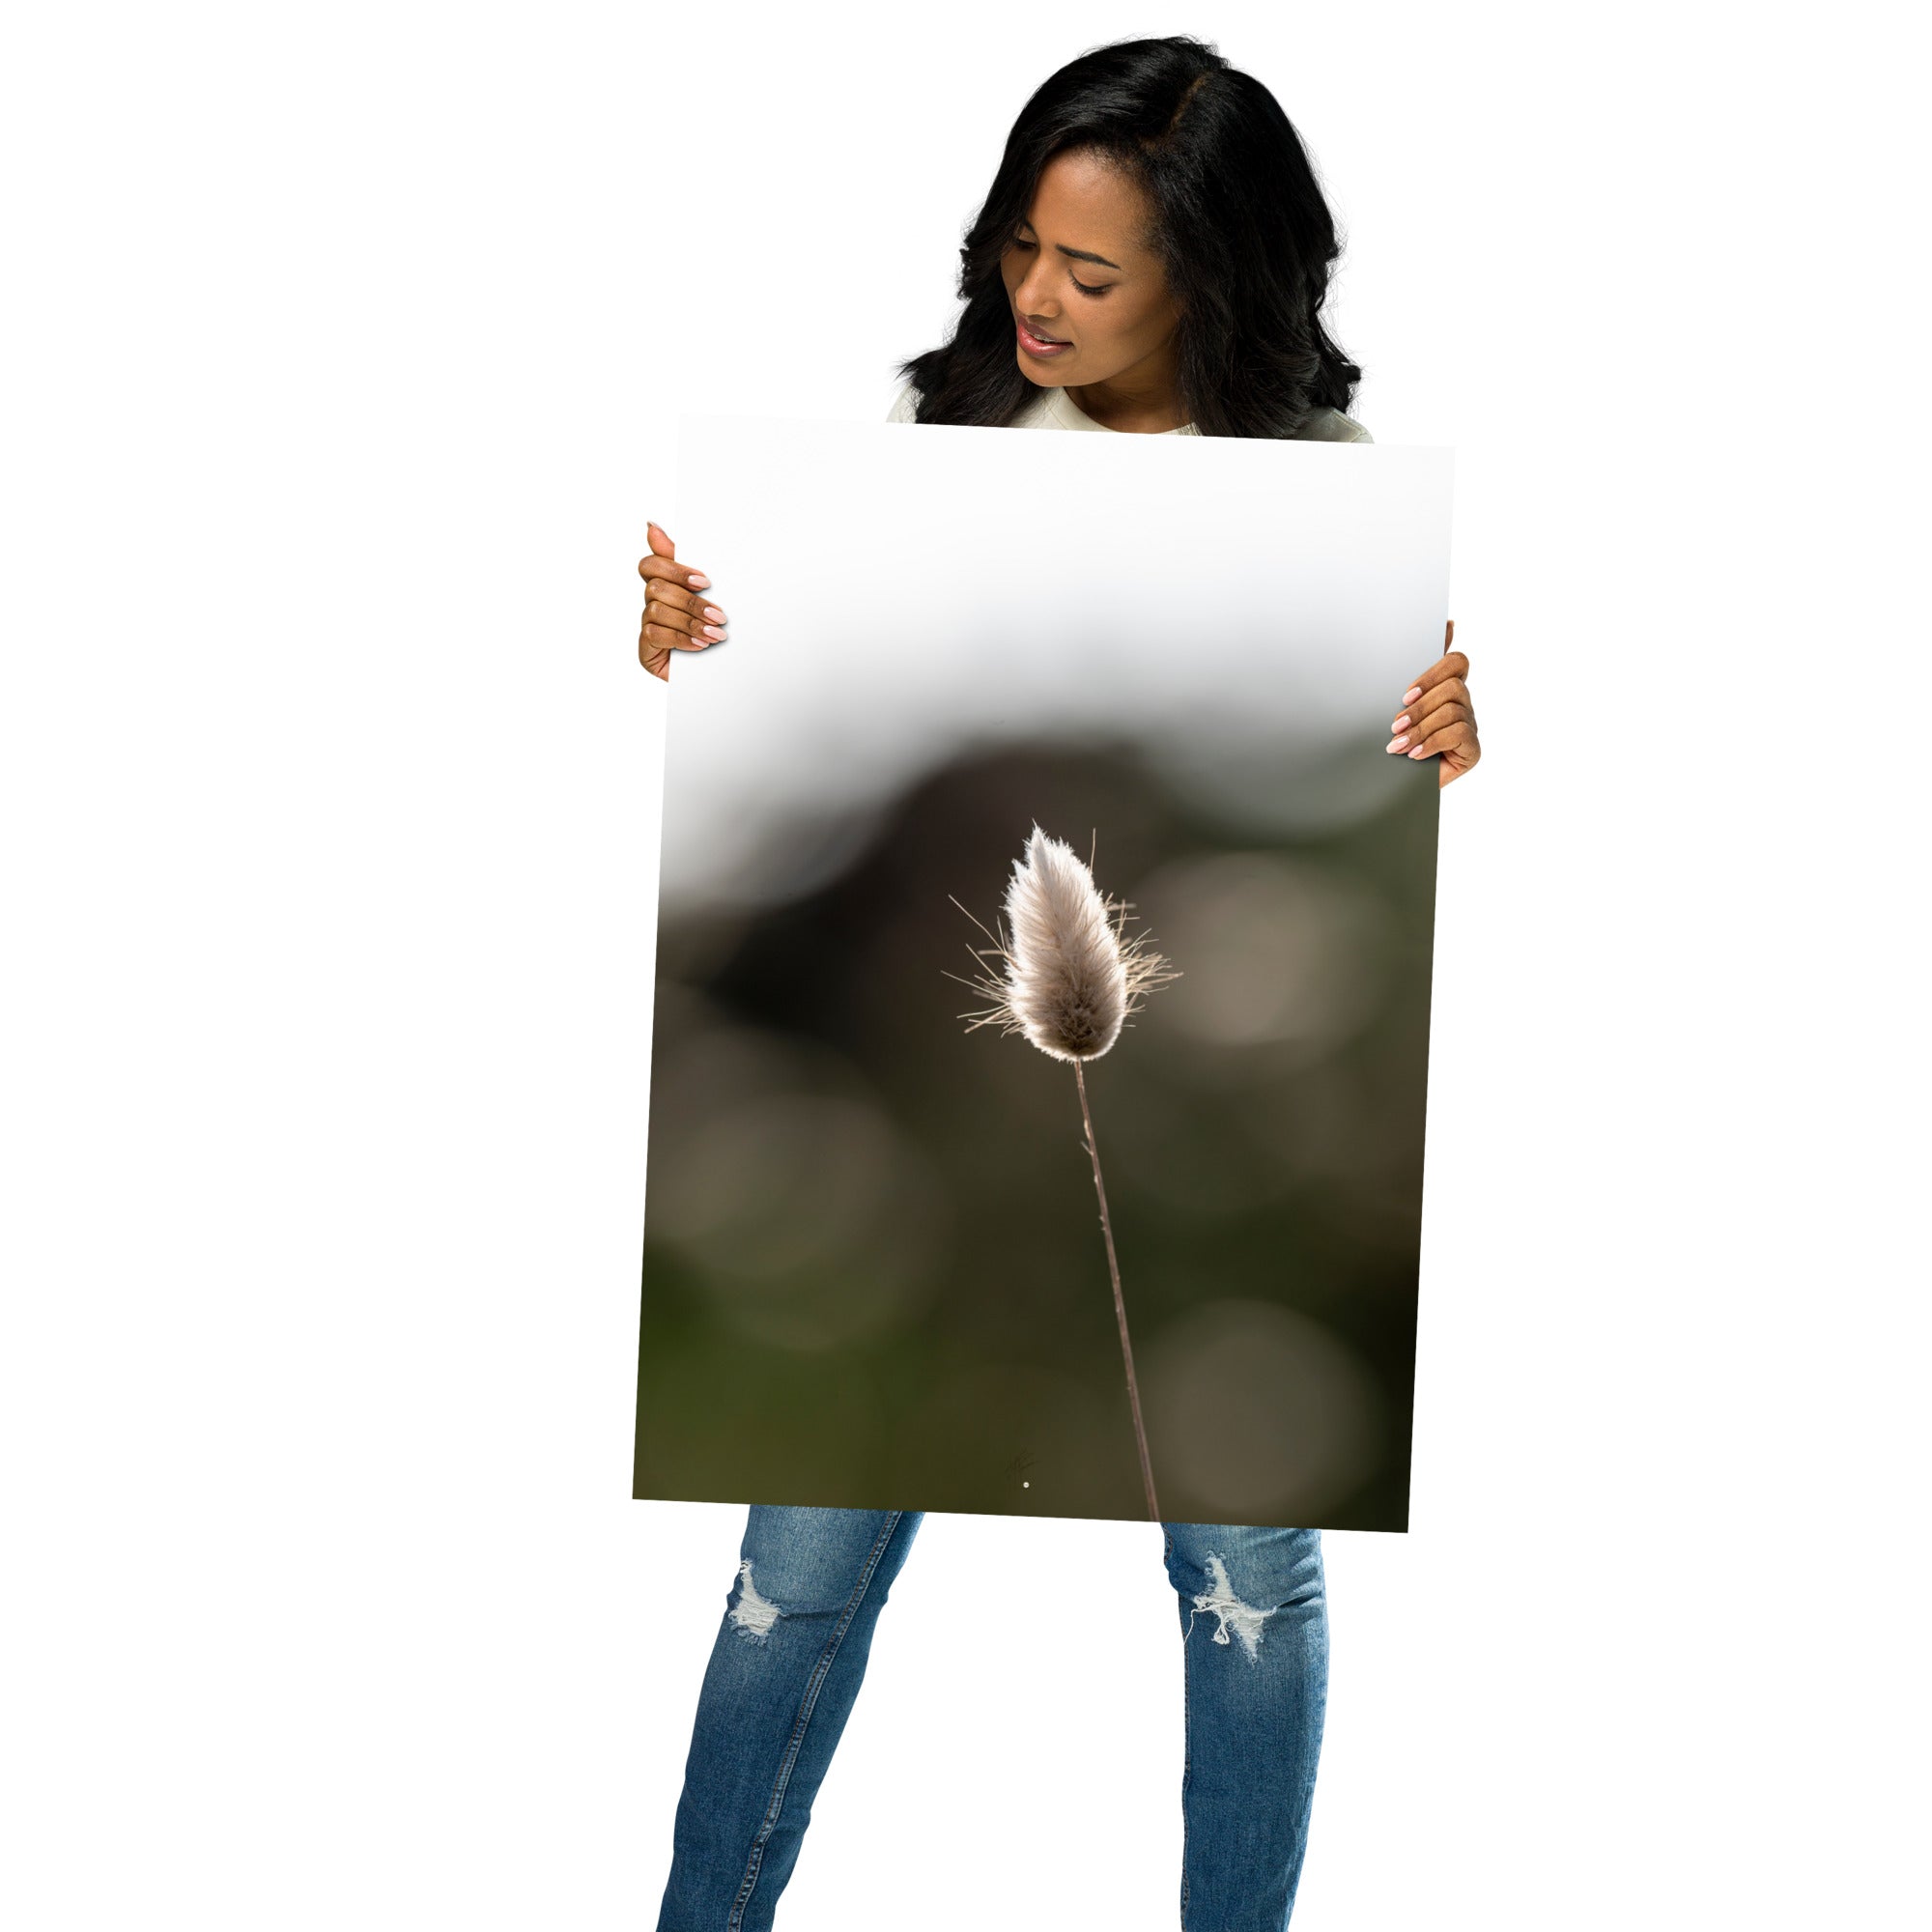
[655,1507,1327,1932]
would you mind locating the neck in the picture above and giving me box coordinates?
[1065,341,1186,434]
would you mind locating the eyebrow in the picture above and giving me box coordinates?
[1017,221,1122,272]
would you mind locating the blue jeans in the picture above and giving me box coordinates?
[656,1507,1328,1931]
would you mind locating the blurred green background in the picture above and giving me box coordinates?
[636,738,1436,1530]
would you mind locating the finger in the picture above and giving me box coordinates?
[643,577,728,630]
[642,618,714,655]
[1387,697,1470,753]
[639,610,668,669]
[645,590,727,646]
[638,550,714,593]
[1386,696,1469,754]
[1406,719,1479,764]
[1438,721,1482,786]
[1398,650,1470,705]
[1390,676,1469,732]
[1414,695,1470,736]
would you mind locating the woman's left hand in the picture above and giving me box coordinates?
[1387,619,1480,786]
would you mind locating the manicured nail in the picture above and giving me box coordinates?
[1403,686,1422,704]
[702,606,725,622]
[1407,746,1428,758]
[688,573,711,589]
[700,625,725,641]
[1385,735,1409,753]
[1391,714,1410,731]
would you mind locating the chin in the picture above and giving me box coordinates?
[1014,352,1071,388]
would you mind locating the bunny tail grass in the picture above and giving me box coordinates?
[952,826,1176,1062]
[952,825,1175,1520]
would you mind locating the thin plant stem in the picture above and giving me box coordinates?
[1073,1057,1160,1521]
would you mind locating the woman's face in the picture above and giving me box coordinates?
[999,148,1180,391]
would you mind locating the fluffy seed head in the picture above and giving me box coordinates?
[954,827,1176,1063]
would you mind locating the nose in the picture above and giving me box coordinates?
[1013,259,1061,326]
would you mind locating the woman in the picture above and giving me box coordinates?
[637,37,1480,1932]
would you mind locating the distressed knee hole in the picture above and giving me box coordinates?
[727,1560,784,1641]
[1189,1553,1272,1662]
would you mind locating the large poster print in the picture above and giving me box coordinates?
[637,416,1453,1530]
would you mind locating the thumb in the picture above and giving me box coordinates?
[646,521,676,560]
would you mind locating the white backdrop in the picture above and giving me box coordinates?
[2,4,1925,1929]
[665,417,1452,907]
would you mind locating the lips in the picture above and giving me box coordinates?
[1016,315,1071,357]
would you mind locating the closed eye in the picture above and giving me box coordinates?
[1009,236,1114,298]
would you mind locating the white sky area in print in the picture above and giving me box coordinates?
[663,416,1453,913]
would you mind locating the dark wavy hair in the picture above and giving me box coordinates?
[898,37,1361,438]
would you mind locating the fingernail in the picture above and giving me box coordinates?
[689,573,711,589]
[1403,686,1422,704]
[701,625,725,641]
[1385,735,1408,753]
[1407,746,1428,759]
[702,606,725,622]
[1391,714,1410,731]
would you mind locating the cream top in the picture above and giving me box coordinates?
[886,380,1372,442]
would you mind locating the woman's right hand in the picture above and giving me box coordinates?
[637,522,727,681]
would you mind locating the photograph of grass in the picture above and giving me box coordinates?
[636,416,1454,1530]
[955,824,1179,1518]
